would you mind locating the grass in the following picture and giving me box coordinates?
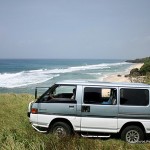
[1,94,150,149]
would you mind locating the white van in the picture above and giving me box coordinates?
[27,80,150,143]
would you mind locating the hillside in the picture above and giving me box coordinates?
[127,57,150,83]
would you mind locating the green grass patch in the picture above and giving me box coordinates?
[1,94,150,149]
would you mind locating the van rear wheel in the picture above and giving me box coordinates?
[51,122,72,137]
[121,125,144,143]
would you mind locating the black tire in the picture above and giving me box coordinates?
[121,125,144,143]
[51,122,72,137]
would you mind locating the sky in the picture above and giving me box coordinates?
[0,0,150,59]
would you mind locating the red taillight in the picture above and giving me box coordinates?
[31,108,38,114]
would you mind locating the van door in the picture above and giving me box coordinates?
[81,86,118,133]
[37,84,79,130]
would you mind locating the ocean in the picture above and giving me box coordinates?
[0,59,132,94]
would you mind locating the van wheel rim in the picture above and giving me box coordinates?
[126,130,140,143]
[54,127,66,137]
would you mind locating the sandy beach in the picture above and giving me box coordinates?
[102,63,144,83]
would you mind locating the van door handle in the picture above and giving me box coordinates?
[69,105,74,109]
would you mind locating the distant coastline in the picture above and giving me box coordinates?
[126,57,150,63]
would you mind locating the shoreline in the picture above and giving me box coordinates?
[102,63,144,83]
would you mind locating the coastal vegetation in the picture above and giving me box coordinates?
[1,94,150,149]
[128,57,150,83]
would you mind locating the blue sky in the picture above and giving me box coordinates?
[0,0,150,59]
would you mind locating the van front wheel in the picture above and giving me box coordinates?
[121,126,144,143]
[51,122,72,137]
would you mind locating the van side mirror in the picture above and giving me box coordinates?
[35,88,37,99]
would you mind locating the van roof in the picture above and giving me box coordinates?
[56,80,150,88]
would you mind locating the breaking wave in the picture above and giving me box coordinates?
[0,62,127,88]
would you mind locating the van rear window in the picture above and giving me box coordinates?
[120,88,149,106]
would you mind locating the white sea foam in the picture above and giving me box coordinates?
[35,62,127,74]
[0,71,59,88]
[86,73,102,75]
[0,62,127,88]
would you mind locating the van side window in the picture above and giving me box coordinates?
[120,88,149,106]
[53,85,76,99]
[40,85,76,102]
[84,87,117,105]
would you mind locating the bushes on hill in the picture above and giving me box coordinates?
[130,68,141,76]
[129,59,150,76]
[140,61,150,75]
[129,58,150,83]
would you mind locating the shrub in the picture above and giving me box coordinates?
[130,68,141,76]
[140,61,150,75]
